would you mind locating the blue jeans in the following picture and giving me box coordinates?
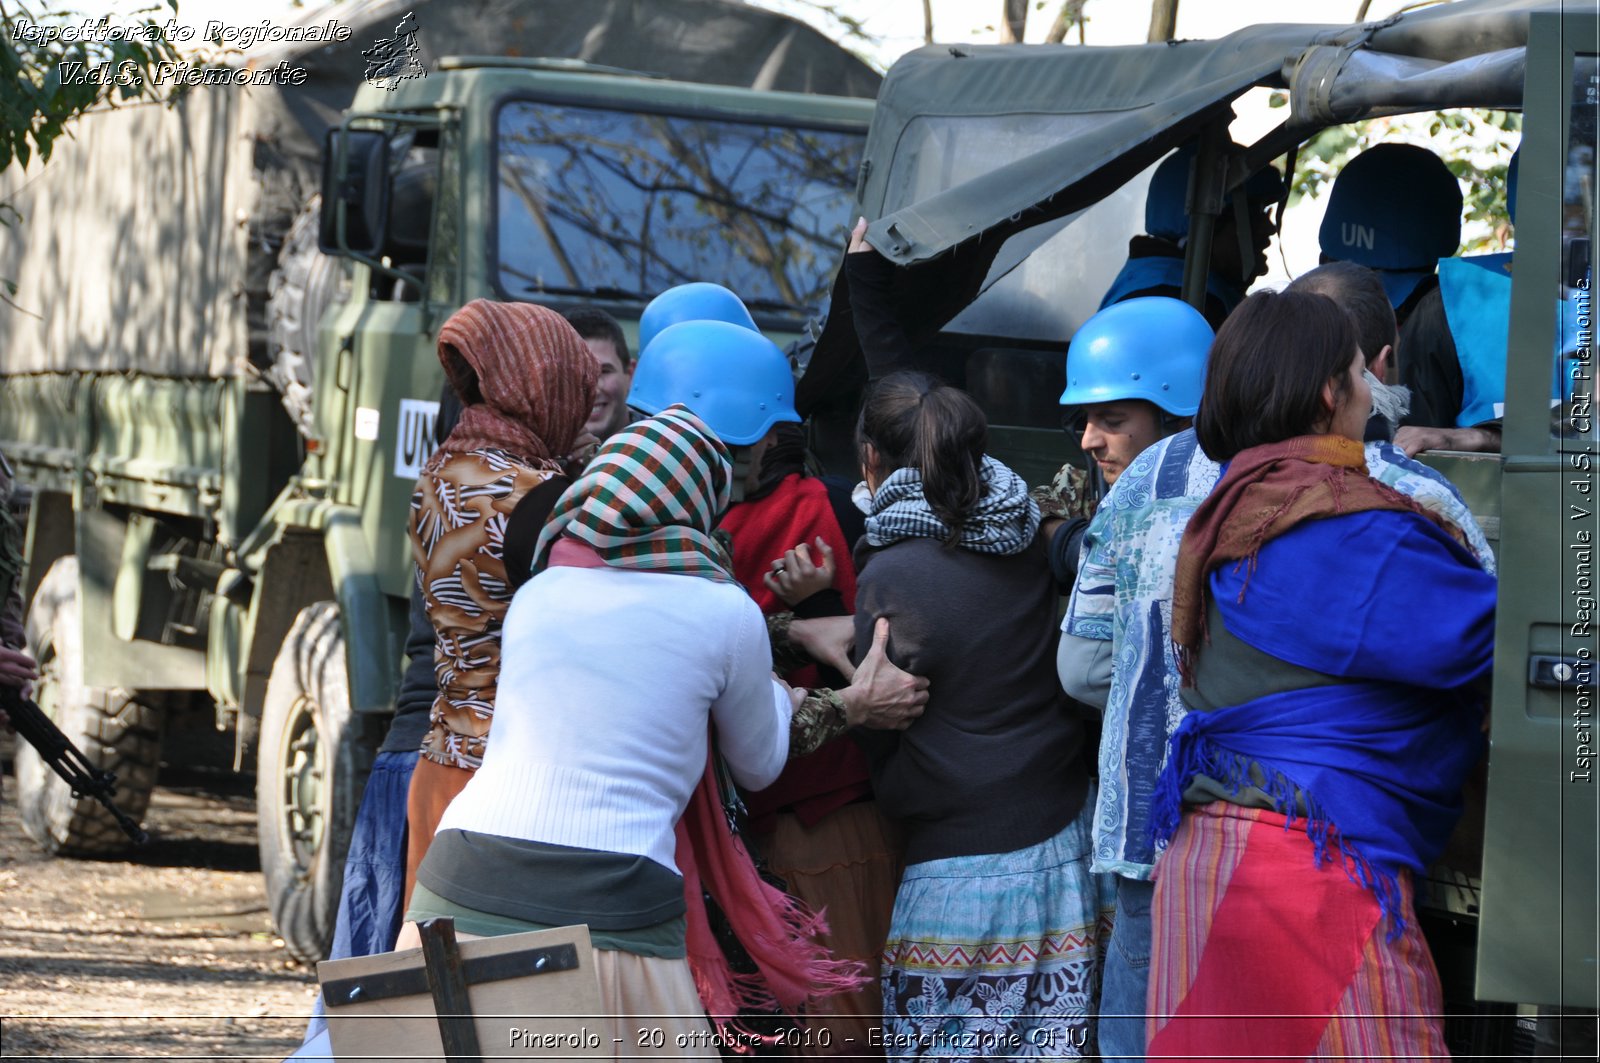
[327,749,418,962]
[298,749,419,1051]
[1097,875,1154,1061]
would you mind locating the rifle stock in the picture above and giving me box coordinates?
[1,684,150,845]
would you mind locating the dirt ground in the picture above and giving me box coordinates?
[0,757,319,1061]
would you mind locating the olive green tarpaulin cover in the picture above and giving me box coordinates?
[853,0,1562,345]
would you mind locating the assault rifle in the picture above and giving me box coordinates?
[0,684,149,844]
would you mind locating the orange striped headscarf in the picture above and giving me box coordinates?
[434,299,598,470]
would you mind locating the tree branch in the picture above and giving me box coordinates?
[1046,1,1089,45]
[1148,0,1179,42]
[1000,0,1028,43]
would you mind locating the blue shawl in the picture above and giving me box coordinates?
[1152,510,1495,934]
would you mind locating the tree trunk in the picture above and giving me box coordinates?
[1000,0,1028,43]
[1147,0,1179,42]
[1046,0,1089,45]
[923,0,935,44]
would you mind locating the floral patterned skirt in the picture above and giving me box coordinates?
[879,805,1114,1060]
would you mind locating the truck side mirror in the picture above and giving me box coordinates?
[319,129,391,258]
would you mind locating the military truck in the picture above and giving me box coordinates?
[794,0,1592,1052]
[0,0,876,962]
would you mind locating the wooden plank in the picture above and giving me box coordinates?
[419,919,482,1062]
[319,924,607,1061]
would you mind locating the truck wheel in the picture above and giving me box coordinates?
[266,196,341,437]
[15,557,164,854]
[257,601,375,963]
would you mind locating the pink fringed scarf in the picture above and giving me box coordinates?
[675,747,868,1036]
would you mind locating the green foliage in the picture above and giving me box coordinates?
[1276,100,1523,253]
[0,1,184,175]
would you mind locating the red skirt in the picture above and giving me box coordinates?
[1148,801,1449,1061]
[402,755,474,911]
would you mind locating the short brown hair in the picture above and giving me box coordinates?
[1195,289,1358,460]
[1287,261,1396,369]
[562,306,631,368]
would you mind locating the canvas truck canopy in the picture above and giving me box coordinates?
[0,0,880,378]
[854,0,1555,343]
[0,91,256,379]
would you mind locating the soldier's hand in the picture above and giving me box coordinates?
[774,675,810,713]
[848,216,876,255]
[1394,425,1448,458]
[0,645,37,691]
[563,432,603,474]
[836,618,929,730]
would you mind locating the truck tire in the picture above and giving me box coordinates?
[257,601,375,963]
[266,197,341,437]
[15,557,164,854]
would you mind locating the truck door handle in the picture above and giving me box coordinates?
[336,334,353,391]
[1529,654,1598,690]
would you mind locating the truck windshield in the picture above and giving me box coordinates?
[496,101,864,315]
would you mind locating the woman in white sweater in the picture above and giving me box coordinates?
[401,406,794,1053]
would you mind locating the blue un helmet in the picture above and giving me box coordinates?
[1060,297,1213,417]
[638,282,760,354]
[627,320,800,446]
[1319,143,1464,308]
[1144,145,1285,241]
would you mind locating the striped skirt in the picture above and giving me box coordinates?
[1148,801,1449,1060]
[879,806,1114,1060]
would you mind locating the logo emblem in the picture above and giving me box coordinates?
[362,11,427,90]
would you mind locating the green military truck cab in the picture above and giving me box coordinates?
[316,62,874,601]
[0,12,873,962]
[821,0,1594,1046]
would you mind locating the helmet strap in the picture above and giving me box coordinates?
[729,445,753,504]
[1159,411,1194,437]
[1233,189,1255,285]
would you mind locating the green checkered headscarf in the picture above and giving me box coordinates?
[533,405,737,584]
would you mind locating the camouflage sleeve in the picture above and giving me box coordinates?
[765,610,813,675]
[0,454,26,650]
[0,574,23,651]
[1030,462,1097,522]
[787,688,850,759]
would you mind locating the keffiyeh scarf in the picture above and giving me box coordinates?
[864,454,1039,555]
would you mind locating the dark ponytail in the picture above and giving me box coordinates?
[857,371,988,544]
